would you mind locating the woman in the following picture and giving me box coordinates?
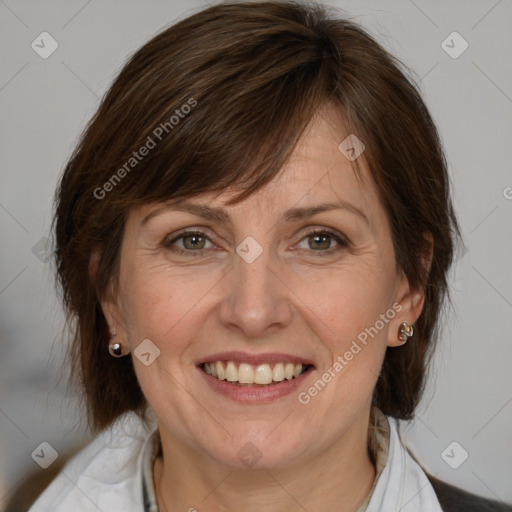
[27,1,511,511]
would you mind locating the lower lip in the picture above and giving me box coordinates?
[197,366,314,403]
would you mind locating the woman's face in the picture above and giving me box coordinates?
[105,107,423,470]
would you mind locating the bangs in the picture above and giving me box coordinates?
[91,4,344,208]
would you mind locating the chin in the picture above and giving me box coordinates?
[199,427,311,471]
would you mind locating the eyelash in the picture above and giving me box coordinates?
[163,228,348,258]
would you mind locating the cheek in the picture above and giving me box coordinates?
[297,270,394,417]
[119,261,216,347]
[292,264,396,409]
[297,261,396,342]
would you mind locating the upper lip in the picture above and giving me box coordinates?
[198,351,315,367]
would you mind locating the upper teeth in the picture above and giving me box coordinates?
[203,361,305,384]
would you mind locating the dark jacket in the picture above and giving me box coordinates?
[427,473,512,512]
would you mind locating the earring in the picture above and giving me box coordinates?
[398,322,414,345]
[108,330,126,358]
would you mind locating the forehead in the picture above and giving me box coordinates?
[136,107,380,223]
[262,107,373,203]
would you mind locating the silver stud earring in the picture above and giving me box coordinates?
[398,322,414,345]
[108,330,126,358]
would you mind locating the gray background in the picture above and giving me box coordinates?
[1,0,511,507]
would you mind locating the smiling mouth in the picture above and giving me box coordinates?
[201,361,313,386]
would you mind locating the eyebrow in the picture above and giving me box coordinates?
[141,199,371,228]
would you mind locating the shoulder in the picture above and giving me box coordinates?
[426,473,512,512]
[27,411,156,512]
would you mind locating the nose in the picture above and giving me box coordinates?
[217,246,293,339]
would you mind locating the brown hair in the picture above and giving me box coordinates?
[53,0,461,431]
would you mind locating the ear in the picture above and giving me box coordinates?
[387,233,433,347]
[89,250,127,343]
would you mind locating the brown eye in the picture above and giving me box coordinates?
[297,229,348,255]
[182,233,207,250]
[307,233,332,250]
[164,230,215,256]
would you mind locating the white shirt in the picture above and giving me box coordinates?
[28,407,443,511]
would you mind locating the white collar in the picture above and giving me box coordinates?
[364,408,443,511]
[29,408,442,511]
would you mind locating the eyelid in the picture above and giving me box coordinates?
[163,225,347,243]
[296,225,348,241]
[163,226,217,246]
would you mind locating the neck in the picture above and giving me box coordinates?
[154,411,376,512]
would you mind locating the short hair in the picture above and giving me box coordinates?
[53,0,462,431]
